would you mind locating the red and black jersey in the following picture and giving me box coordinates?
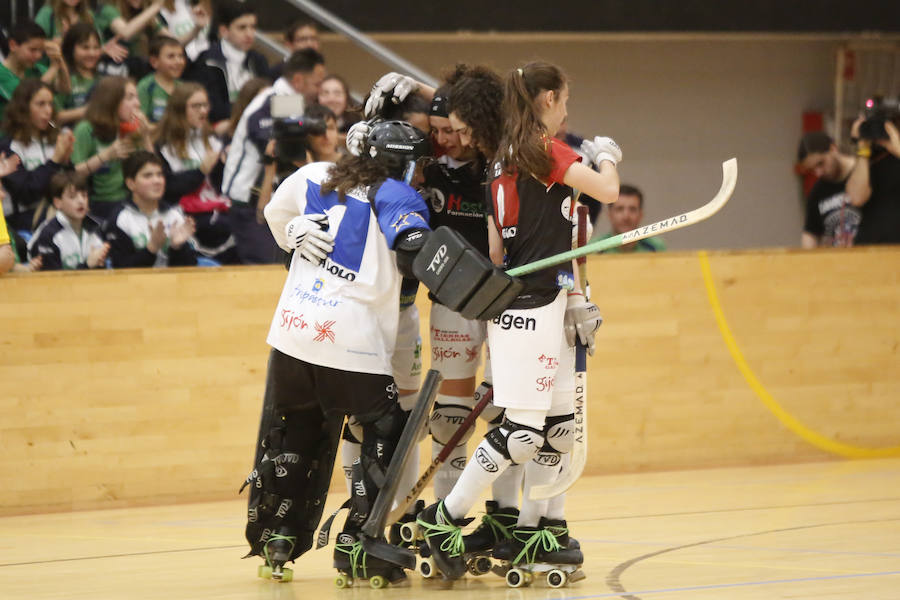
[490,138,581,309]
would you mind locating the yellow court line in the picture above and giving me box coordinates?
[697,251,900,459]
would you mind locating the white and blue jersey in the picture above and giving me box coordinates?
[264,162,430,376]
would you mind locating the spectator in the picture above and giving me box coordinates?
[848,115,900,245]
[796,131,863,248]
[71,75,154,222]
[0,21,69,124]
[304,103,340,162]
[224,76,268,139]
[221,48,324,264]
[157,0,211,61]
[34,0,129,68]
[0,79,74,231]
[57,23,102,126]
[592,184,666,252]
[183,0,269,129]
[270,18,320,79]
[28,170,109,269]
[137,35,185,123]
[317,73,360,144]
[156,82,236,263]
[102,149,196,267]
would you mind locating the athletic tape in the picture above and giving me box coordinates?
[698,250,900,459]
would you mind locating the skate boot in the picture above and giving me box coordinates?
[257,530,297,582]
[415,500,471,580]
[461,501,518,576]
[492,522,585,588]
[542,517,581,550]
[333,532,407,589]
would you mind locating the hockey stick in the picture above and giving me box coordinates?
[506,158,738,278]
[385,386,494,524]
[530,204,589,500]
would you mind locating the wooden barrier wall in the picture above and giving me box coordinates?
[2,247,899,515]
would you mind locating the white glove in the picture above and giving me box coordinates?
[580,135,622,168]
[345,120,370,157]
[364,72,419,118]
[563,292,602,355]
[284,214,334,265]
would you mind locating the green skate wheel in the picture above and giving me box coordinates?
[547,568,566,588]
[506,568,526,588]
[335,573,353,588]
[280,567,293,583]
[369,575,388,589]
[257,565,272,579]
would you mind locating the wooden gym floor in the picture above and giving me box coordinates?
[2,457,900,600]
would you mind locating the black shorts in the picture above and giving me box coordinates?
[263,348,397,424]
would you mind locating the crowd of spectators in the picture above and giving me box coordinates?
[0,0,353,273]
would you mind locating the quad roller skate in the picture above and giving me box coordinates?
[415,500,471,580]
[257,531,296,582]
[333,533,407,589]
[460,501,518,577]
[492,519,585,588]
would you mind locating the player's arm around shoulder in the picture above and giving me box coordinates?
[264,166,313,251]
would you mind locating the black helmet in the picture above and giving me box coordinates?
[364,120,432,182]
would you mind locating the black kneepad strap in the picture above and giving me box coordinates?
[412,226,524,321]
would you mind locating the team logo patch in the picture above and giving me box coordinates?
[475,447,498,472]
[451,457,467,470]
[429,188,446,213]
[313,278,324,292]
[560,195,573,220]
[314,320,336,343]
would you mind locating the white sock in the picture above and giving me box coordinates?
[433,440,467,499]
[491,462,523,508]
[443,438,510,520]
[518,453,561,527]
[341,440,360,497]
[546,453,569,520]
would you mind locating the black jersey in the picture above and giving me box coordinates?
[803,176,860,247]
[855,150,900,244]
[423,156,490,258]
[490,138,581,309]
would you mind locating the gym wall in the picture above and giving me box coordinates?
[2,247,898,515]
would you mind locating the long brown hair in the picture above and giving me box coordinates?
[446,64,503,160]
[49,0,94,35]
[500,61,566,180]
[155,82,212,160]
[1,80,59,144]
[84,76,131,142]
[321,155,390,202]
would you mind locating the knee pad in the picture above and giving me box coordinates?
[359,402,408,474]
[429,401,474,446]
[485,417,544,464]
[542,413,574,454]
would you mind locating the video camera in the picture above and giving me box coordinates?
[269,94,326,165]
[859,96,900,141]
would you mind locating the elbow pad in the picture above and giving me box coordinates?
[394,228,430,278]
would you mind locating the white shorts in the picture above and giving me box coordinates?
[391,304,422,391]
[487,290,575,413]
[429,302,487,380]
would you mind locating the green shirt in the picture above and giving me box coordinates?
[137,74,174,123]
[593,231,667,254]
[95,3,163,53]
[56,71,96,111]
[0,61,48,123]
[71,120,126,204]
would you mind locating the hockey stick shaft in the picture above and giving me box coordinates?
[507,158,738,277]
[386,387,493,524]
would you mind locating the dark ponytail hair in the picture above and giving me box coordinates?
[500,61,566,180]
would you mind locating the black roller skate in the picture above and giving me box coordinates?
[492,519,585,588]
[415,500,471,580]
[461,501,518,576]
[542,517,581,550]
[257,530,297,582]
[333,533,407,589]
[390,499,425,547]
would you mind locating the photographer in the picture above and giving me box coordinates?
[848,99,900,245]
[252,113,326,226]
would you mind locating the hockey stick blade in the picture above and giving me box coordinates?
[507,158,738,278]
[385,387,493,524]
